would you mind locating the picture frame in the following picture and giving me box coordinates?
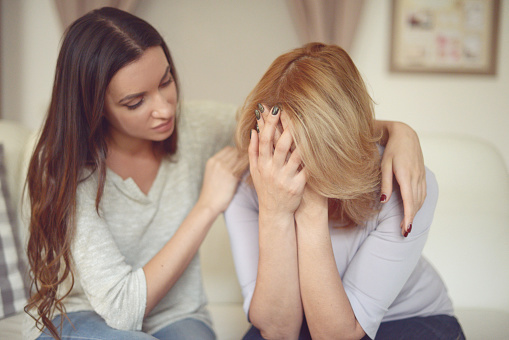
[390,0,500,75]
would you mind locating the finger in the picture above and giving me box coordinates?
[258,103,282,146]
[285,145,304,175]
[274,121,283,147]
[294,165,308,188]
[258,105,281,164]
[276,110,291,149]
[248,129,259,175]
[272,129,294,168]
[420,179,427,208]
[414,175,421,213]
[401,172,427,237]
[379,159,394,203]
[255,103,265,134]
[399,183,415,237]
[417,173,427,211]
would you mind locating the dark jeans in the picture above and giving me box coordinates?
[243,314,465,340]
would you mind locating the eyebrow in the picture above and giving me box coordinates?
[118,65,171,105]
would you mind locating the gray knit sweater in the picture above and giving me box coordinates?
[24,101,237,339]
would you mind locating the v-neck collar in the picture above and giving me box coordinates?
[106,159,167,204]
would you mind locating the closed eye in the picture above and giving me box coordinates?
[160,72,173,88]
[126,98,144,110]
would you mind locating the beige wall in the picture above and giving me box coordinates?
[1,0,508,170]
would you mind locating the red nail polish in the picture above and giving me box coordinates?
[407,224,413,233]
[404,231,409,237]
[380,194,387,202]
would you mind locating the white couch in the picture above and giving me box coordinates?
[420,133,509,338]
[1,111,508,339]
[0,117,249,340]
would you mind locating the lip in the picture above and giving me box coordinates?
[153,117,174,132]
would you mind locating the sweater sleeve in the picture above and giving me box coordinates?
[180,101,238,155]
[342,168,439,339]
[224,175,260,317]
[71,179,146,331]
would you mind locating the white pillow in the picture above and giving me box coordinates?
[0,144,28,319]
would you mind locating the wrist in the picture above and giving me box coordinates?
[258,209,295,230]
[295,206,328,227]
[194,197,221,222]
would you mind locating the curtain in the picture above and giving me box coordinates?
[286,0,365,52]
[54,0,139,30]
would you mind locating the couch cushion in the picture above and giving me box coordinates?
[0,312,23,339]
[0,121,33,210]
[0,145,28,319]
[456,308,509,340]
[208,303,250,340]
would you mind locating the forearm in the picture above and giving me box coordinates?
[296,215,365,340]
[249,211,303,339]
[143,199,219,316]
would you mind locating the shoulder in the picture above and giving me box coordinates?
[76,170,99,201]
[181,100,238,121]
[177,100,238,158]
[179,100,237,140]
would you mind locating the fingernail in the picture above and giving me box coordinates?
[272,105,280,116]
[407,223,412,233]
[404,231,409,237]
[256,123,260,133]
[257,103,264,113]
[380,194,387,202]
[255,109,261,120]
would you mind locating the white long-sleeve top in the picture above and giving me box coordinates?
[225,163,454,339]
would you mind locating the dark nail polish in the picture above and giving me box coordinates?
[407,224,412,233]
[272,105,280,116]
[256,124,260,133]
[404,231,409,237]
[257,103,264,113]
[380,194,387,202]
[255,109,261,120]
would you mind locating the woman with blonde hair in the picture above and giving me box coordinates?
[225,43,464,339]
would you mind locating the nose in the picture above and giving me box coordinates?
[151,93,171,119]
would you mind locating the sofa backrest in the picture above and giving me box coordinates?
[201,215,244,304]
[0,120,32,212]
[421,133,509,312]
[3,119,508,312]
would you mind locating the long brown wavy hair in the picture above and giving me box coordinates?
[236,43,382,227]
[24,7,180,339]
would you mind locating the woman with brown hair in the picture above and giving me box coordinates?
[225,43,465,339]
[24,7,241,340]
[25,7,429,340]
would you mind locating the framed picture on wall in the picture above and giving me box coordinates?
[390,0,500,75]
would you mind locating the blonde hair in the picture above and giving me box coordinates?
[235,43,381,226]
